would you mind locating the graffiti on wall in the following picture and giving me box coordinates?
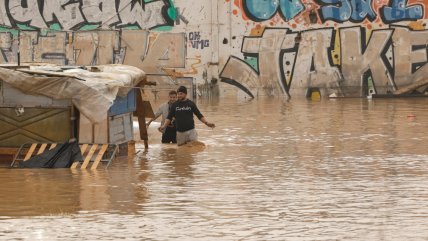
[220,26,428,97]
[0,30,185,75]
[188,32,210,49]
[238,0,425,24]
[0,0,176,30]
[223,0,428,97]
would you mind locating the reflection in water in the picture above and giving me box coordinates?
[0,98,428,240]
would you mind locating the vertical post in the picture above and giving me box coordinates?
[210,0,220,83]
[135,89,149,149]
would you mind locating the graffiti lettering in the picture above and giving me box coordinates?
[81,0,119,27]
[188,32,209,49]
[340,27,394,95]
[242,29,292,95]
[220,27,428,98]
[0,30,185,76]
[243,0,304,21]
[317,0,423,23]
[291,29,342,95]
[0,32,15,63]
[43,0,85,30]
[392,27,428,87]
[141,33,186,74]
[117,0,167,29]
[0,0,172,30]
[380,0,424,23]
[8,0,47,28]
[0,2,11,26]
[317,0,377,22]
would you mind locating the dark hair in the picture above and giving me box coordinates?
[169,90,177,95]
[177,86,187,94]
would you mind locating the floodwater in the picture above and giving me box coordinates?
[1,97,428,240]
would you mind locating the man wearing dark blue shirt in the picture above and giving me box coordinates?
[159,86,215,146]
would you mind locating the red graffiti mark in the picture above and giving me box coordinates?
[233,0,249,21]
[233,9,238,15]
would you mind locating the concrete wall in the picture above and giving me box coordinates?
[0,0,427,98]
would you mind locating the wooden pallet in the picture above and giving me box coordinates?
[11,143,118,169]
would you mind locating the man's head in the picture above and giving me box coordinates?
[177,86,187,101]
[168,90,177,103]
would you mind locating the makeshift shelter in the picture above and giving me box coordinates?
[0,64,153,165]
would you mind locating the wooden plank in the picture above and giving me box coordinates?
[23,144,37,161]
[70,144,89,169]
[90,144,108,170]
[70,160,80,169]
[394,77,428,95]
[0,147,18,155]
[79,114,108,143]
[37,144,47,155]
[80,144,89,155]
[49,143,57,150]
[135,89,150,149]
[80,144,98,169]
[78,114,93,143]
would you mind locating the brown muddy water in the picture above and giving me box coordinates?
[1,97,428,240]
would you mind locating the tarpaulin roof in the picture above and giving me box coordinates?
[0,64,145,123]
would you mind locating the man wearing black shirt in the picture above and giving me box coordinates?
[159,86,215,146]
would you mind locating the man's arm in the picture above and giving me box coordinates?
[200,117,215,128]
[147,104,164,126]
[193,102,215,128]
[158,119,172,132]
[159,103,176,131]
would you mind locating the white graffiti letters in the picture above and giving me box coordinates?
[220,27,428,97]
[341,27,394,95]
[8,0,47,28]
[0,0,168,30]
[43,0,85,29]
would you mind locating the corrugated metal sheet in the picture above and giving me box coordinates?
[0,107,72,147]
[109,113,133,144]
[108,89,136,117]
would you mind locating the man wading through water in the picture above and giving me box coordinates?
[147,90,177,143]
[159,86,215,146]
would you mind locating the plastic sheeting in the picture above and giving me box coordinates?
[18,141,83,168]
[0,65,145,123]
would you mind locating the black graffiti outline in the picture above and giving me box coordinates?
[220,26,428,97]
[1,0,174,30]
[242,28,291,94]
[390,25,428,77]
[315,0,377,24]
[338,25,394,93]
[285,27,342,96]
[219,56,256,98]
[380,0,424,24]
[241,0,306,22]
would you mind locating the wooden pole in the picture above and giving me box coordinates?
[393,77,428,95]
[135,89,149,149]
